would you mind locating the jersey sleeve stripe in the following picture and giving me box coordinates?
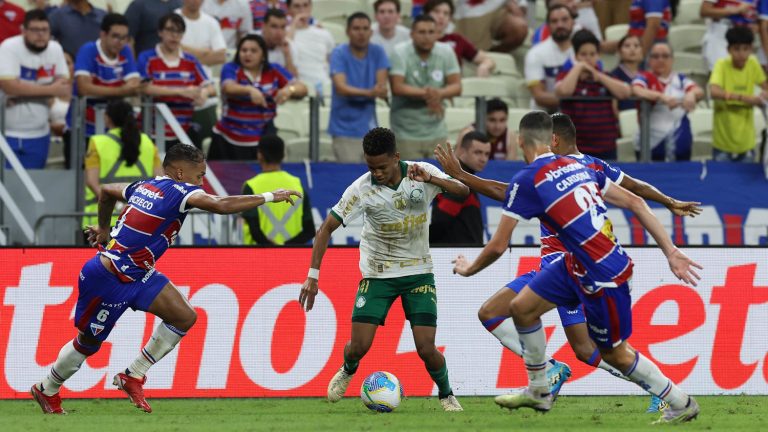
[179,188,204,213]
[502,209,528,221]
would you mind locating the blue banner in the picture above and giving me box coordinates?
[208,160,768,246]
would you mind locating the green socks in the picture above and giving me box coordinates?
[428,363,453,399]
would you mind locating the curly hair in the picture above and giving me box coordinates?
[363,127,397,156]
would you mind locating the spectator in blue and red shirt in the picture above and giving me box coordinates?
[210,34,307,161]
[66,13,140,168]
[555,29,631,160]
[138,13,215,150]
[629,0,672,55]
[250,0,287,31]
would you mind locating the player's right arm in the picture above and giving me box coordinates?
[602,180,702,286]
[434,143,509,201]
[453,214,517,276]
[85,182,132,246]
[299,214,342,312]
[186,189,301,214]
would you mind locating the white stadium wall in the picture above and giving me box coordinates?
[0,247,766,399]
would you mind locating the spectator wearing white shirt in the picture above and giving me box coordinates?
[370,0,410,59]
[260,8,298,77]
[287,0,335,89]
[0,9,70,169]
[524,4,575,111]
[203,0,253,50]
[177,0,227,146]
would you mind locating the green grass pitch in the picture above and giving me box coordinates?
[2,395,765,431]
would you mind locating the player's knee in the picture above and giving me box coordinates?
[415,342,438,361]
[175,308,198,332]
[572,342,595,364]
[600,348,634,372]
[348,340,372,358]
[477,300,496,322]
[508,298,531,323]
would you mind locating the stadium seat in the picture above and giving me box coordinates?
[673,52,710,94]
[313,0,367,25]
[604,24,629,42]
[506,108,532,132]
[689,107,712,159]
[617,109,638,160]
[486,52,522,78]
[444,107,476,138]
[461,77,513,98]
[506,77,532,108]
[321,21,347,45]
[668,24,706,54]
[275,101,308,140]
[673,0,705,25]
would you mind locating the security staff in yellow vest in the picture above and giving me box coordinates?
[242,135,315,245]
[83,99,163,228]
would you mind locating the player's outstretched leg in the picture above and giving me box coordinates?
[562,322,662,412]
[328,323,377,402]
[478,284,571,399]
[412,325,462,412]
[117,282,197,413]
[32,335,101,414]
[603,345,698,424]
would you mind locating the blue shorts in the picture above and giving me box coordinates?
[505,269,586,328]
[524,257,632,348]
[5,134,50,169]
[74,255,168,341]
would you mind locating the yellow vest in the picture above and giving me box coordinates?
[83,128,156,227]
[243,171,305,245]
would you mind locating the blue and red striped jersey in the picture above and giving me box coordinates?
[503,153,633,290]
[539,153,625,267]
[213,62,293,146]
[137,48,210,138]
[709,0,759,25]
[70,41,140,135]
[99,177,202,282]
[629,0,672,41]
[556,61,619,155]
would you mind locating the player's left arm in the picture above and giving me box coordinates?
[407,163,470,197]
[618,174,702,217]
[602,181,702,286]
[453,215,517,276]
[186,189,302,214]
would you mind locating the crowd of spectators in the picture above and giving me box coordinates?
[0,0,767,170]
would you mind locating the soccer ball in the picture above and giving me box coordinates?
[360,371,403,412]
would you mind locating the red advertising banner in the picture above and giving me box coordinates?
[0,247,766,399]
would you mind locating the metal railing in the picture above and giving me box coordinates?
[35,210,239,245]
[0,95,46,244]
